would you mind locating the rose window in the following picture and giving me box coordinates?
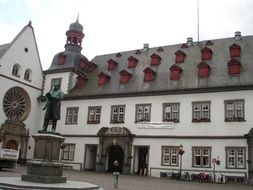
[3,87,31,121]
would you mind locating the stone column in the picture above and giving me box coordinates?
[247,134,253,185]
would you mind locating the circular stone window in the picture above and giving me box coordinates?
[3,87,31,121]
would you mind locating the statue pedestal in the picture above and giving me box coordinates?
[21,133,66,183]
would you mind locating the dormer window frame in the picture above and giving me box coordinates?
[201,47,213,61]
[76,75,87,88]
[143,67,156,82]
[107,59,118,71]
[58,53,65,65]
[150,53,161,66]
[79,58,87,69]
[229,43,241,58]
[175,50,186,63]
[128,56,138,68]
[169,64,182,80]
[119,70,132,83]
[227,58,241,75]
[198,62,210,78]
[98,72,110,86]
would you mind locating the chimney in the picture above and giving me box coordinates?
[234,31,242,41]
[143,43,149,52]
[187,37,193,46]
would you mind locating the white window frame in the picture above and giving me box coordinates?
[192,147,211,168]
[135,104,151,122]
[111,105,125,123]
[192,101,211,122]
[161,146,179,166]
[224,99,245,122]
[62,144,75,161]
[225,147,246,169]
[66,107,79,124]
[163,103,180,122]
[87,106,101,124]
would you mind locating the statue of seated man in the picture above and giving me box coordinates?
[41,83,64,132]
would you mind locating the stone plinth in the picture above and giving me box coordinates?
[21,133,66,183]
[21,160,66,183]
[33,133,64,161]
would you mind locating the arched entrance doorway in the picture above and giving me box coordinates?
[107,145,124,172]
[96,127,134,174]
[5,140,18,150]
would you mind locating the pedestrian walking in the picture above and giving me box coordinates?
[112,160,120,188]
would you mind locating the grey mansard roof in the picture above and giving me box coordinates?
[65,35,253,99]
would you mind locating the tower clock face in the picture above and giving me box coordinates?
[3,87,31,121]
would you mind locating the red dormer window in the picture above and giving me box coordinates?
[128,56,138,68]
[169,64,182,80]
[107,59,118,70]
[198,62,210,77]
[229,43,241,58]
[228,58,241,75]
[119,70,132,83]
[201,47,213,61]
[76,75,86,88]
[150,53,161,65]
[98,72,110,86]
[80,58,87,69]
[116,53,122,57]
[143,67,156,82]
[175,50,186,63]
[58,53,65,65]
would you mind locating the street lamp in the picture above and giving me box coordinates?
[178,144,185,179]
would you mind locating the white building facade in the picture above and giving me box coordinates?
[0,22,43,163]
[42,20,253,184]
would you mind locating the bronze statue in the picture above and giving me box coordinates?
[41,83,64,132]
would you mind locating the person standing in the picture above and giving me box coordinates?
[112,160,120,188]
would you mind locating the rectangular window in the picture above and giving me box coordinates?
[224,99,245,122]
[111,105,125,123]
[192,101,211,122]
[87,106,101,124]
[135,104,151,122]
[66,107,79,124]
[192,147,211,168]
[161,146,179,166]
[62,144,75,161]
[226,147,246,169]
[51,78,62,90]
[163,103,180,122]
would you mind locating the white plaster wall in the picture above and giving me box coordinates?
[58,90,253,137]
[43,72,75,95]
[0,26,43,89]
[56,90,252,175]
[0,77,43,159]
[133,138,248,178]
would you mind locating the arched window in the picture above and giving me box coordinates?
[12,64,20,77]
[24,69,32,81]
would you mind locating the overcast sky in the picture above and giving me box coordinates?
[0,0,253,70]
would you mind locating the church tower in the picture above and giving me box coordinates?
[43,18,95,95]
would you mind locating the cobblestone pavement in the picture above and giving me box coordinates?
[0,166,252,190]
